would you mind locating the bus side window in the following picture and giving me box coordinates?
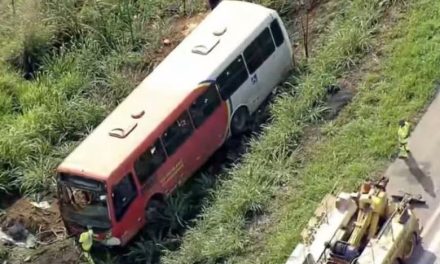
[162,111,194,156]
[134,139,166,185]
[243,27,276,74]
[217,55,248,100]
[112,173,137,221]
[270,19,284,47]
[189,84,221,128]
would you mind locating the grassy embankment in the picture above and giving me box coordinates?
[255,0,440,262]
[163,0,423,263]
[0,0,203,194]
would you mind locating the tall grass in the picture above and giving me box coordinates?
[162,0,404,263]
[0,0,204,193]
[252,1,440,262]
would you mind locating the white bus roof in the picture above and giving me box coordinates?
[145,0,278,92]
[58,1,279,178]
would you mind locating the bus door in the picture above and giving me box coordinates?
[110,172,144,244]
[242,26,279,110]
[133,139,168,194]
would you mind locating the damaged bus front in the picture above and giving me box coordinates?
[57,173,120,246]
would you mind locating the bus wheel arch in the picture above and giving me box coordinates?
[230,106,250,136]
[145,193,166,224]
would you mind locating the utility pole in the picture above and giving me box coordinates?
[11,0,16,15]
[300,0,311,60]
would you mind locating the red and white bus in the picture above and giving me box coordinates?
[56,0,293,246]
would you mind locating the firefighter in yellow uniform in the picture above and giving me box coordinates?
[79,227,95,264]
[398,120,411,158]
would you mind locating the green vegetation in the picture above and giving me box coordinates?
[0,0,203,194]
[163,0,420,263]
[0,0,308,263]
[1,0,438,263]
[254,1,440,262]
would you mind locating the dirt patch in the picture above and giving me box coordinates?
[325,85,354,120]
[178,13,207,37]
[0,198,65,245]
[0,198,81,264]
[152,12,207,65]
[2,238,80,264]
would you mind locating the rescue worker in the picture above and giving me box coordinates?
[398,119,411,159]
[79,226,95,264]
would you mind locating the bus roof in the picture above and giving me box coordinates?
[147,0,277,92]
[57,1,277,179]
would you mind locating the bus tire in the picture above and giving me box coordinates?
[231,107,249,135]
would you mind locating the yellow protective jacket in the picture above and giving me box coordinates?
[79,230,94,252]
[398,121,411,144]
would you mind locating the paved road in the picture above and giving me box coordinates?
[386,93,440,264]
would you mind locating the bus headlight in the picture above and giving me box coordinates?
[102,237,121,246]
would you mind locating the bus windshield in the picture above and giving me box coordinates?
[58,174,111,230]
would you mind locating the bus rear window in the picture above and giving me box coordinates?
[270,19,284,47]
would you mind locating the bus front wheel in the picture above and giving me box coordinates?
[231,107,250,135]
